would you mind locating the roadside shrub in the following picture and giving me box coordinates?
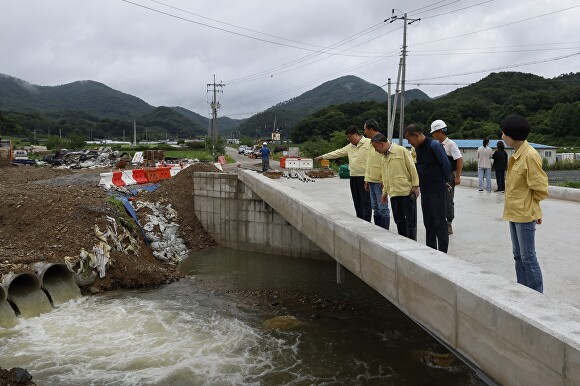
[557,181,580,189]
[463,159,478,171]
[545,159,580,171]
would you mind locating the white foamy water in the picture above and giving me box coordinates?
[0,301,17,328]
[43,278,82,305]
[9,289,52,318]
[0,251,485,385]
[0,280,302,386]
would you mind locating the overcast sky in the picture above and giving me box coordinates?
[1,0,579,119]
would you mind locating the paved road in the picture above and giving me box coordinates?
[226,148,580,309]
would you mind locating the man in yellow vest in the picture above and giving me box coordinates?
[363,119,390,229]
[371,133,419,240]
[315,125,372,221]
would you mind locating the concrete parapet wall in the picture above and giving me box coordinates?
[193,172,330,259]
[462,176,580,202]
[237,169,580,386]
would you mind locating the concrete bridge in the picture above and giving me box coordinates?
[193,168,580,386]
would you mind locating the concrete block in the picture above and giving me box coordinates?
[237,221,248,243]
[566,344,580,385]
[359,231,406,303]
[456,283,566,376]
[300,205,318,244]
[396,249,457,344]
[253,222,265,244]
[333,220,361,276]
[457,310,562,386]
[313,207,340,257]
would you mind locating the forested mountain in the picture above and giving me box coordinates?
[1,71,578,146]
[0,74,154,119]
[170,106,243,135]
[238,75,429,139]
[139,107,206,138]
[291,72,580,146]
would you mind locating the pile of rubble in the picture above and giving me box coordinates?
[37,147,132,169]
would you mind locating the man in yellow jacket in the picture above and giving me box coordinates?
[370,133,420,240]
[501,114,548,293]
[363,119,390,229]
[315,125,372,221]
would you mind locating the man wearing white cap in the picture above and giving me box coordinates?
[260,142,271,172]
[430,120,463,235]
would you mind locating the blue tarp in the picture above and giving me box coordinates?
[109,184,159,246]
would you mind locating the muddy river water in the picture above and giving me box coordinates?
[0,248,485,385]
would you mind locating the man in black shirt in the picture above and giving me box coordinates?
[404,124,451,253]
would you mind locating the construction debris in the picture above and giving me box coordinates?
[64,215,140,281]
[132,200,188,265]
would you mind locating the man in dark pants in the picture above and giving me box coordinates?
[371,133,420,240]
[259,142,271,172]
[430,119,463,235]
[404,124,451,253]
[315,125,372,221]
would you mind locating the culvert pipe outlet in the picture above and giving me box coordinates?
[0,283,7,302]
[29,262,72,286]
[29,262,81,305]
[2,272,41,301]
[2,271,52,317]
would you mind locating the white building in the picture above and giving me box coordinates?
[398,139,558,165]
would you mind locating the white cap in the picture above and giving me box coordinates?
[430,119,447,134]
[263,142,267,145]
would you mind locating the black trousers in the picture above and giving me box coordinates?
[349,176,371,221]
[495,169,506,191]
[390,194,417,240]
[420,189,449,253]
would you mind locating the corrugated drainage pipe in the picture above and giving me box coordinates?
[2,272,52,317]
[29,262,82,305]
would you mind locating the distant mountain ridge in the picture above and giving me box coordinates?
[0,74,154,119]
[238,75,430,137]
[0,73,429,140]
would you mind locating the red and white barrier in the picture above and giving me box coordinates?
[121,170,137,186]
[99,172,114,189]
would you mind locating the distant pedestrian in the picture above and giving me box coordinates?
[363,119,390,229]
[492,140,508,192]
[501,114,548,293]
[430,120,463,235]
[477,138,493,192]
[315,125,372,221]
[371,133,419,240]
[404,124,451,253]
[260,142,271,172]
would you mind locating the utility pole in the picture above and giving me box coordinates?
[387,78,392,141]
[207,75,225,161]
[387,11,420,144]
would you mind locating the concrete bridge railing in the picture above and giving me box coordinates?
[194,170,580,386]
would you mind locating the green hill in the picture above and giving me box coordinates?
[0,74,154,119]
[290,71,580,146]
[238,75,429,139]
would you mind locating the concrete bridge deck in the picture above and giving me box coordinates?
[274,175,580,309]
[226,147,580,309]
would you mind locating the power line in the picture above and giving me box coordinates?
[413,4,580,46]
[408,51,580,82]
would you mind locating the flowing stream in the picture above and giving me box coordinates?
[0,248,485,385]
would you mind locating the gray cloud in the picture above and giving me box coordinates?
[1,0,578,119]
